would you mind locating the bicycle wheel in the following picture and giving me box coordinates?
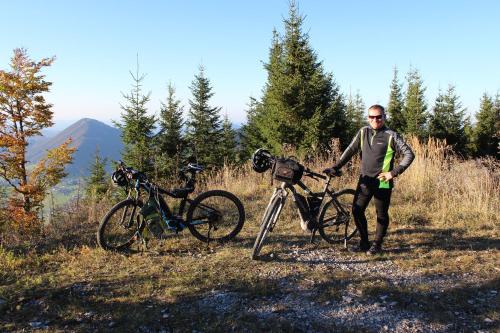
[186,190,245,243]
[97,199,144,251]
[318,189,357,244]
[252,194,283,260]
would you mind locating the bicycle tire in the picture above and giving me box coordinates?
[317,189,357,244]
[186,190,245,243]
[97,198,144,251]
[251,195,282,260]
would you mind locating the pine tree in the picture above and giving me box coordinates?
[345,90,365,140]
[240,97,266,159]
[85,147,108,201]
[386,67,405,132]
[255,1,347,154]
[494,92,500,155]
[252,30,284,152]
[155,83,184,178]
[115,59,156,173]
[474,93,499,157]
[428,85,467,155]
[185,65,223,168]
[0,48,75,228]
[463,116,476,156]
[403,67,428,139]
[220,114,238,164]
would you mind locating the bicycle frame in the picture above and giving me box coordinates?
[126,172,200,233]
[281,173,332,222]
[271,173,351,244]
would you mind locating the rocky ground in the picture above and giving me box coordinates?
[185,246,498,333]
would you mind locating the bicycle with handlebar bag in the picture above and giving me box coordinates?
[97,161,245,251]
[250,149,357,260]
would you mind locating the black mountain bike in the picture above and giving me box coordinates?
[97,162,245,251]
[251,149,357,260]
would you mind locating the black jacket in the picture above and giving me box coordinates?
[334,126,414,188]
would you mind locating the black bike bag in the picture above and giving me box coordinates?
[272,157,304,184]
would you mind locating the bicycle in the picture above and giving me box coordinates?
[97,161,245,251]
[251,149,357,260]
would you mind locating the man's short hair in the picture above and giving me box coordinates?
[368,104,385,114]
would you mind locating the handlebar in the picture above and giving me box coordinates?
[304,168,327,180]
[116,160,202,192]
[118,160,146,181]
[254,148,343,181]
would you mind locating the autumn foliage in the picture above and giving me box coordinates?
[0,48,75,234]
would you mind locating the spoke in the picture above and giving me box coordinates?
[323,216,336,223]
[323,221,343,227]
[190,219,209,225]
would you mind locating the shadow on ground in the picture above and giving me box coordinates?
[1,268,498,332]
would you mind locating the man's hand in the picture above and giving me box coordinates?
[377,172,393,182]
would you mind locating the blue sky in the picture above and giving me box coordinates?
[1,0,499,130]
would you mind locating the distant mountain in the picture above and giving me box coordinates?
[27,118,123,177]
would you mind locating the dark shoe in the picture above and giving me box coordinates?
[366,243,382,255]
[351,241,371,253]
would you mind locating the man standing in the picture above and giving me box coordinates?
[324,105,414,255]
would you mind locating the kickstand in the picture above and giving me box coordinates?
[137,231,148,252]
[310,229,317,244]
[206,222,212,250]
[343,222,349,250]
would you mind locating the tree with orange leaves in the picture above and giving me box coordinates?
[0,48,75,231]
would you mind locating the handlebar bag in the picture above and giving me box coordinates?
[272,157,304,184]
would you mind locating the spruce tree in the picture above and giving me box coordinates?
[386,67,405,132]
[253,30,284,152]
[85,147,108,201]
[474,93,499,157]
[255,1,347,154]
[115,61,156,173]
[185,65,223,168]
[494,93,500,154]
[428,85,467,155]
[155,83,184,178]
[403,67,428,139]
[240,97,266,159]
[463,116,476,156]
[345,90,365,140]
[220,114,238,164]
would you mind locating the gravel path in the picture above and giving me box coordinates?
[193,246,498,333]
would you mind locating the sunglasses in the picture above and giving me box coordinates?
[368,115,384,120]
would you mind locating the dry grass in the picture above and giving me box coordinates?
[0,137,498,332]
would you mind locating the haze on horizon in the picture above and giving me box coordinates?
[1,0,499,131]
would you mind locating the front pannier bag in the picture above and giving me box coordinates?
[272,157,304,184]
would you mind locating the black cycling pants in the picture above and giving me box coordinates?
[352,175,392,245]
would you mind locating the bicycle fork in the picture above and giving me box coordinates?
[265,186,287,232]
